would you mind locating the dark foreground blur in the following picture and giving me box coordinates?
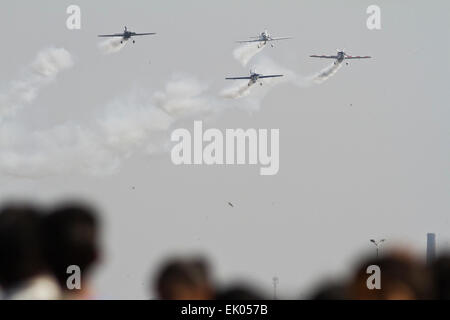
[0,201,449,300]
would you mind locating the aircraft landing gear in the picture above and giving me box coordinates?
[133,40,135,44]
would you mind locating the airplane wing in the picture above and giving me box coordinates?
[133,33,157,36]
[225,77,252,80]
[259,75,284,79]
[268,37,292,41]
[98,33,125,38]
[310,55,339,59]
[344,55,372,59]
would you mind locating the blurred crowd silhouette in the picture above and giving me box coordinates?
[1,201,450,300]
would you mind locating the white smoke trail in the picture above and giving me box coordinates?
[0,47,74,120]
[0,46,344,177]
[220,82,252,99]
[254,54,343,87]
[0,122,117,177]
[0,65,287,177]
[99,75,219,157]
[0,74,225,177]
[252,55,344,88]
[233,42,266,67]
[98,38,127,55]
[31,48,74,77]
[309,61,343,84]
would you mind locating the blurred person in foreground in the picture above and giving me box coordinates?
[0,204,61,300]
[308,280,348,300]
[347,249,432,300]
[43,202,101,300]
[216,282,267,300]
[431,253,450,299]
[153,256,215,300]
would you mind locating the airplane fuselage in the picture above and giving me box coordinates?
[256,30,278,48]
[121,26,138,41]
[248,73,261,86]
[123,31,137,40]
[259,31,270,43]
[336,51,345,63]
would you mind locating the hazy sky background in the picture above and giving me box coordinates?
[0,0,449,298]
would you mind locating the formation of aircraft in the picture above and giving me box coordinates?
[236,30,292,48]
[310,49,372,65]
[98,26,156,44]
[226,70,284,87]
[97,27,371,83]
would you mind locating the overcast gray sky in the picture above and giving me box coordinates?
[0,0,449,299]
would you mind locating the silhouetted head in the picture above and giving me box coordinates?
[431,253,450,299]
[308,280,348,300]
[216,283,266,300]
[154,256,214,300]
[0,204,47,290]
[347,250,432,300]
[43,202,100,290]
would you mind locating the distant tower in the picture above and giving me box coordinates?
[427,233,436,266]
[272,277,279,300]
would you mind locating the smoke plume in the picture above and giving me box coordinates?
[0,47,74,120]
[98,38,127,55]
[233,42,266,66]
[0,44,345,178]
[309,61,343,84]
[0,72,226,177]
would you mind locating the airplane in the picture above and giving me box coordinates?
[310,49,371,65]
[236,30,292,48]
[226,70,284,87]
[98,26,156,44]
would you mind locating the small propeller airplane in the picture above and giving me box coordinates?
[226,70,284,87]
[98,26,156,44]
[310,49,372,65]
[236,30,292,48]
